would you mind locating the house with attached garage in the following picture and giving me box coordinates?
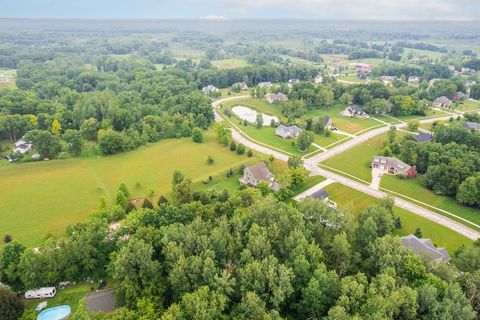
[461,121,480,132]
[372,156,417,177]
[340,104,370,119]
[433,96,453,108]
[233,82,249,90]
[275,124,301,139]
[266,92,288,104]
[240,162,279,191]
[401,234,450,262]
[258,81,272,88]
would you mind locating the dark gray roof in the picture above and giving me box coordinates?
[401,234,450,261]
[310,189,329,200]
[461,121,480,131]
[416,132,432,142]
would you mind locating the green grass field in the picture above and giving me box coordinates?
[24,283,92,314]
[323,183,471,253]
[0,131,260,247]
[381,175,480,227]
[212,58,249,69]
[0,68,17,89]
[456,99,480,112]
[401,48,446,60]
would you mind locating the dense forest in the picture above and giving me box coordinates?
[1,178,480,319]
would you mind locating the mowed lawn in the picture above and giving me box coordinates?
[323,183,471,253]
[0,132,259,247]
[321,132,402,183]
[212,58,249,69]
[381,174,480,227]
[456,99,480,112]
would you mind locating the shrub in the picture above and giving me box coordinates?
[207,155,215,164]
[247,149,253,157]
[229,141,237,151]
[191,127,204,143]
[236,144,245,154]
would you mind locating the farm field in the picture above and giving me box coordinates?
[321,131,407,183]
[381,174,480,227]
[212,58,249,69]
[0,131,260,247]
[323,183,472,253]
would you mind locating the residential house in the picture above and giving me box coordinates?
[372,156,417,177]
[453,91,465,101]
[308,189,337,209]
[416,132,432,143]
[240,162,279,190]
[408,76,421,84]
[340,105,370,119]
[13,137,33,154]
[258,81,273,88]
[461,67,475,74]
[433,96,453,108]
[323,116,333,129]
[266,92,288,104]
[275,124,301,139]
[233,82,249,90]
[288,79,299,87]
[314,74,323,84]
[0,76,9,85]
[401,234,451,262]
[380,76,397,85]
[461,121,480,131]
[202,85,219,96]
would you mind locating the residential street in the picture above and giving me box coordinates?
[213,96,480,240]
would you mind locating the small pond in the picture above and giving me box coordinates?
[231,105,279,126]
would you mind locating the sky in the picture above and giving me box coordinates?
[0,0,478,20]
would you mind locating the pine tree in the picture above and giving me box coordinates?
[142,198,154,209]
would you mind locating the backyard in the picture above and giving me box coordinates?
[0,131,260,247]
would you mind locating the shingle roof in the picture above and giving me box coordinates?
[461,121,480,131]
[247,162,272,181]
[401,234,451,261]
[416,132,432,142]
[372,156,412,174]
[310,189,329,200]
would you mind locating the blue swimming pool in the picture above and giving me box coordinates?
[37,305,71,320]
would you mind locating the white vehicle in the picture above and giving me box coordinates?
[25,287,56,299]
[35,301,48,311]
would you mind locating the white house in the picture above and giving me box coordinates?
[13,137,33,154]
[202,85,219,96]
[25,287,57,299]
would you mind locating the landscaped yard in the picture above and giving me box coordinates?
[321,132,403,183]
[381,174,480,227]
[212,58,249,69]
[323,183,472,253]
[24,283,92,315]
[0,131,261,247]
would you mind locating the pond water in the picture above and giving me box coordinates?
[231,105,279,126]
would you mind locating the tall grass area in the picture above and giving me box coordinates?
[0,131,260,247]
[323,183,471,253]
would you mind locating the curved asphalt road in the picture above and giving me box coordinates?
[213,96,480,240]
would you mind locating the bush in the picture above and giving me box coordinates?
[191,127,204,143]
[247,149,253,157]
[236,144,245,154]
[207,155,215,164]
[229,141,237,151]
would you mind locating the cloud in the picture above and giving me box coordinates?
[199,14,228,21]
[217,0,478,20]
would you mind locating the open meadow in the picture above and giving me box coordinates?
[0,131,261,247]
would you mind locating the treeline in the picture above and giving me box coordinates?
[395,41,448,53]
[395,122,480,208]
[1,181,479,319]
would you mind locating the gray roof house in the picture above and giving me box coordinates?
[340,105,370,118]
[275,124,301,139]
[372,156,417,177]
[202,85,219,96]
[461,121,480,131]
[266,92,288,104]
[324,116,333,129]
[234,82,249,90]
[433,96,453,108]
[416,132,432,143]
[401,234,451,262]
[310,189,329,200]
[258,81,273,88]
[239,162,279,190]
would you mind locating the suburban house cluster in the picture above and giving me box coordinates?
[371,156,417,177]
[240,162,279,191]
